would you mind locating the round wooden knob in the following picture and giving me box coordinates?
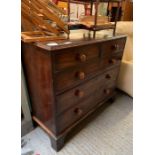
[109,59,117,64]
[75,90,84,98]
[77,71,85,80]
[74,108,83,116]
[112,44,119,50]
[78,54,87,62]
[105,74,111,79]
[103,89,111,95]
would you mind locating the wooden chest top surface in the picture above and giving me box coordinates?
[30,34,127,51]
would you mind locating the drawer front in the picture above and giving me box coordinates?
[54,57,120,93]
[101,52,122,70]
[57,84,115,133]
[54,59,102,93]
[56,67,119,115]
[54,44,100,71]
[101,38,126,57]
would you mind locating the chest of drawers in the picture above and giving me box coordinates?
[22,35,126,151]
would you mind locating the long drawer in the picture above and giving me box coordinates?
[57,83,115,134]
[56,67,119,115]
[54,57,121,93]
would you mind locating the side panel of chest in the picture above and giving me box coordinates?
[21,43,57,134]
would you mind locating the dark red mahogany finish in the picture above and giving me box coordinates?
[22,34,126,151]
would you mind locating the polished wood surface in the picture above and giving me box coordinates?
[57,84,115,133]
[56,67,119,116]
[22,44,53,121]
[35,34,126,51]
[22,34,126,151]
[54,45,99,71]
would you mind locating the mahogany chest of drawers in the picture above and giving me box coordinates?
[22,35,126,151]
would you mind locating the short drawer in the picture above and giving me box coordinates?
[56,67,119,115]
[54,44,100,71]
[101,52,122,70]
[101,38,126,57]
[57,84,115,133]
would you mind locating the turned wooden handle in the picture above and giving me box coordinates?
[78,53,87,62]
[74,108,83,116]
[105,74,111,79]
[75,89,84,98]
[77,71,85,80]
[112,44,119,50]
[103,89,111,95]
[109,59,117,64]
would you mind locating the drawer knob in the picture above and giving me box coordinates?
[75,90,84,98]
[109,59,117,64]
[77,71,85,80]
[74,108,83,116]
[112,44,119,50]
[78,54,87,62]
[105,74,111,79]
[103,89,111,95]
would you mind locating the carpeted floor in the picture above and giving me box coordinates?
[22,92,133,155]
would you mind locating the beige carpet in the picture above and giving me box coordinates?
[22,92,133,155]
